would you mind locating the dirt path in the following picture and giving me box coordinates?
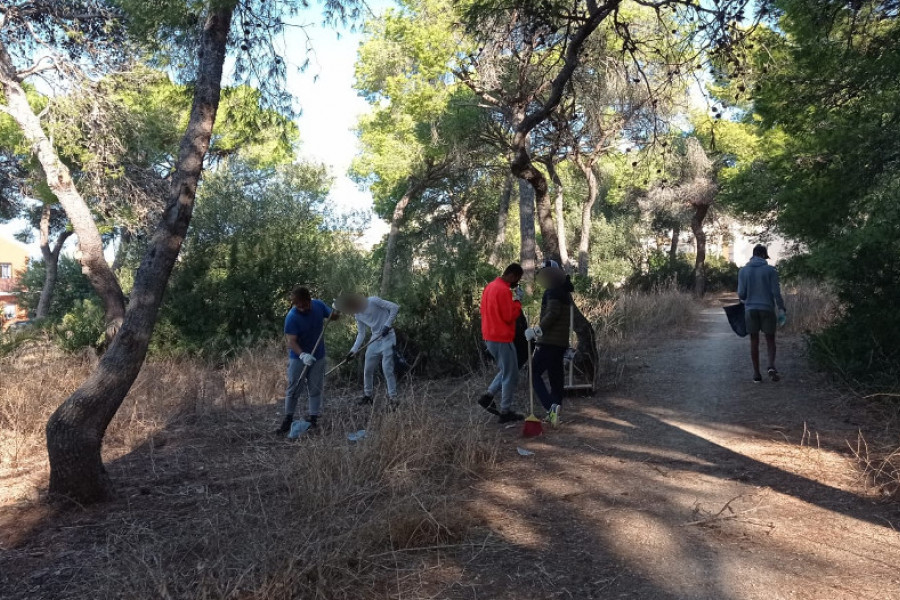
[435,308,900,599]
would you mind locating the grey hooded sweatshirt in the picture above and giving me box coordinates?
[738,257,786,312]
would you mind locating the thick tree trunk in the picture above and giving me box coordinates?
[511,132,560,262]
[45,5,235,504]
[576,158,598,277]
[380,180,422,298]
[518,178,537,283]
[669,223,680,264]
[691,204,710,297]
[35,204,71,319]
[488,174,513,267]
[0,43,125,338]
[458,201,472,239]
[546,161,569,269]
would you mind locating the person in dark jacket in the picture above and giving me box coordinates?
[738,245,786,383]
[526,260,573,426]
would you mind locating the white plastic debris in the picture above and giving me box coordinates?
[516,447,535,456]
[287,420,311,439]
[347,429,367,442]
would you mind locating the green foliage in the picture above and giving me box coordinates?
[17,256,97,321]
[628,251,737,293]
[720,1,900,384]
[57,299,106,353]
[154,161,370,357]
[386,238,499,376]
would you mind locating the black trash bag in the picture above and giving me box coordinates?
[393,345,412,379]
[724,303,747,338]
[514,313,529,369]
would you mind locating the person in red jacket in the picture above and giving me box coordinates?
[478,263,525,422]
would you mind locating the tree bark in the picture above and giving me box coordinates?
[45,5,235,504]
[575,157,598,277]
[458,201,472,240]
[669,223,680,264]
[518,178,537,283]
[0,43,125,339]
[511,143,560,261]
[380,179,422,298]
[546,161,569,269]
[691,204,710,297]
[35,204,72,319]
[488,174,513,267]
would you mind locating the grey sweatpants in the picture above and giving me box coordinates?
[485,340,518,412]
[364,331,397,398]
[285,357,326,417]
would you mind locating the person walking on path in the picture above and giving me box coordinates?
[341,293,401,406]
[478,263,526,423]
[527,260,574,427]
[277,286,339,435]
[738,244,787,383]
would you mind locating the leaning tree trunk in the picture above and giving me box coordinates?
[0,44,125,339]
[380,179,422,297]
[45,5,235,504]
[576,158,598,277]
[35,204,72,319]
[546,161,569,269]
[691,203,710,297]
[510,138,560,262]
[488,174,513,267]
[669,223,680,265]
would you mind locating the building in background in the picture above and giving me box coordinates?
[0,236,30,328]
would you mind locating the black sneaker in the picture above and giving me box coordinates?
[477,394,500,415]
[274,415,293,434]
[498,411,525,424]
[767,367,780,382]
[357,395,374,406]
[753,374,763,384]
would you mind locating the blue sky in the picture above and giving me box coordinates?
[280,1,393,245]
[1,1,394,256]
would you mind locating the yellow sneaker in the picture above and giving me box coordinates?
[548,404,560,428]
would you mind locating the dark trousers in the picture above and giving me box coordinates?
[532,344,566,411]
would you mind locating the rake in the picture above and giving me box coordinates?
[325,331,386,377]
[522,337,543,438]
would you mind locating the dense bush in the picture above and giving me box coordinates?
[152,162,372,357]
[57,298,106,353]
[16,255,96,321]
[626,251,738,293]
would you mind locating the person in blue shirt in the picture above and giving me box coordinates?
[277,286,339,434]
[738,245,787,383]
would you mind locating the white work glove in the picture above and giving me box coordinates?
[299,353,316,367]
[512,286,525,302]
[524,326,543,341]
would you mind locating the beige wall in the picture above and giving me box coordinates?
[0,236,31,325]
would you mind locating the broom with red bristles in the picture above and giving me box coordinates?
[522,336,543,438]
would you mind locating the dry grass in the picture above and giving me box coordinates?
[0,345,498,599]
[579,285,699,386]
[850,432,900,501]
[0,288,705,597]
[782,279,841,335]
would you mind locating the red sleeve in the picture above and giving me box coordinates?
[499,284,522,324]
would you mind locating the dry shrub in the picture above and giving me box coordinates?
[782,279,840,335]
[579,285,698,385]
[1,346,497,599]
[851,432,900,501]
